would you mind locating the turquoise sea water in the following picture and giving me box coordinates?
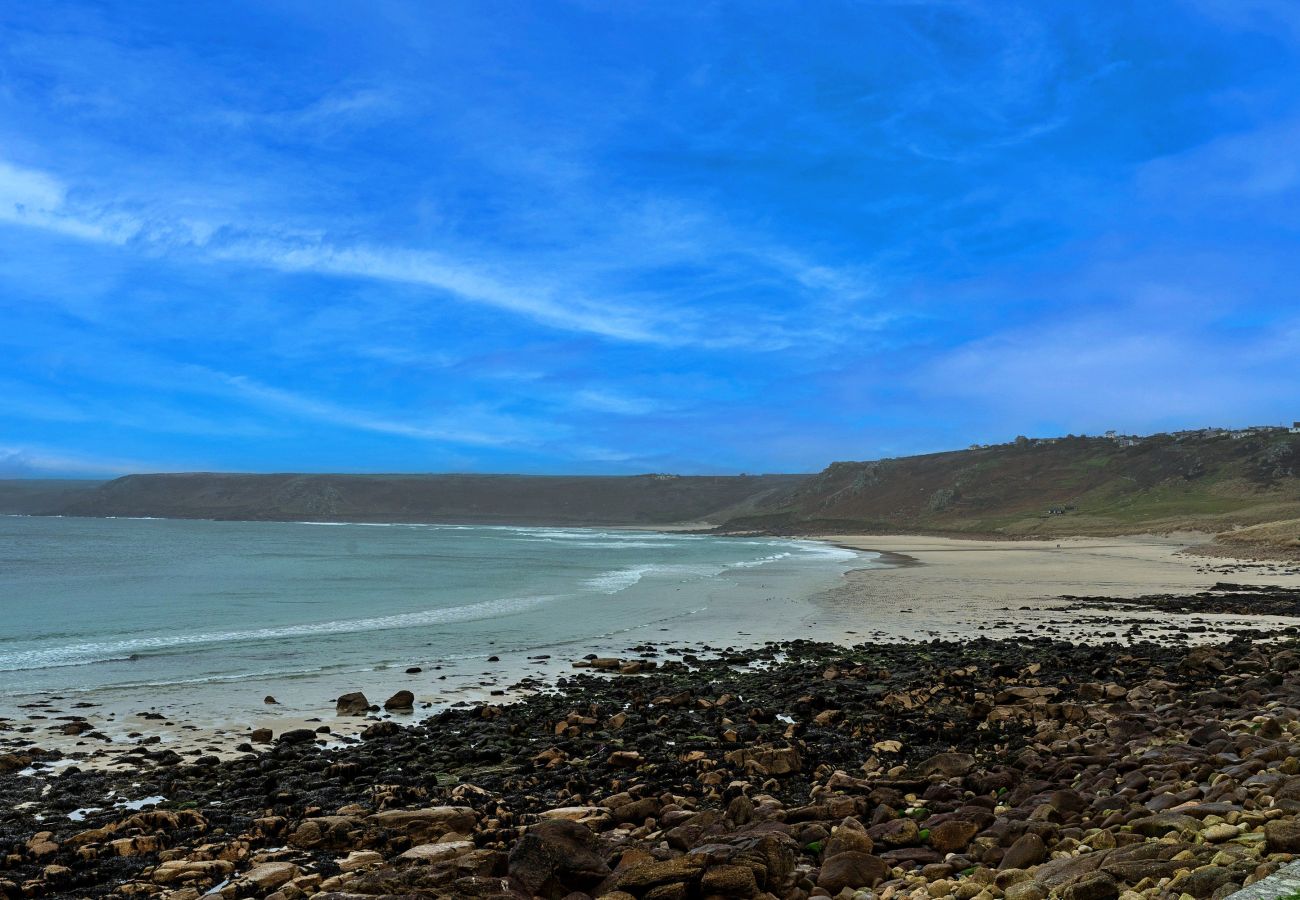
[0,516,867,722]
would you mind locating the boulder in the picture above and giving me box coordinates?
[1004,880,1048,900]
[917,752,976,778]
[508,821,611,894]
[1061,872,1118,900]
[867,816,920,847]
[701,863,759,896]
[816,851,888,893]
[823,820,873,857]
[335,692,371,716]
[1265,819,1300,854]
[368,807,477,844]
[724,745,802,776]
[928,819,979,853]
[1000,833,1047,870]
[400,841,476,865]
[277,728,316,745]
[233,862,299,892]
[383,690,415,711]
[615,855,707,892]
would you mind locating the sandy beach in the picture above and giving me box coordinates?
[6,532,1300,773]
[826,532,1300,600]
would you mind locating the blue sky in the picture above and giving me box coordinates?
[2,1,1299,476]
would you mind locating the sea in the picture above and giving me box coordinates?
[0,516,873,726]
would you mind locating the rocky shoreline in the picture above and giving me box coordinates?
[5,598,1300,899]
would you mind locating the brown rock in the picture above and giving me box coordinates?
[824,821,873,858]
[723,745,802,776]
[508,820,611,894]
[867,816,920,847]
[367,807,477,844]
[929,820,979,853]
[1000,833,1047,870]
[1129,813,1200,839]
[615,855,707,892]
[234,862,299,892]
[917,752,976,778]
[1061,871,1118,900]
[383,690,415,711]
[335,692,370,716]
[400,841,475,865]
[152,860,235,885]
[701,863,759,896]
[1265,819,1300,853]
[1004,880,1048,900]
[816,851,888,893]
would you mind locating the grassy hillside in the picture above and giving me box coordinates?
[722,430,1300,538]
[0,479,104,514]
[46,472,806,526]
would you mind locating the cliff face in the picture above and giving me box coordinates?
[8,429,1299,536]
[722,432,1300,536]
[45,472,808,526]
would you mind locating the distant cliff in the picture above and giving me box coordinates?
[721,429,1300,538]
[7,428,1299,544]
[0,479,104,515]
[31,472,806,526]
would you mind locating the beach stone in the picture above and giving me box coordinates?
[335,692,370,716]
[277,728,315,745]
[929,820,979,853]
[288,816,364,850]
[917,752,976,778]
[337,851,383,872]
[400,841,475,864]
[362,720,399,739]
[1062,872,1118,900]
[817,851,889,893]
[1202,824,1239,843]
[383,690,414,711]
[824,821,874,857]
[724,745,802,776]
[250,728,272,743]
[608,750,643,768]
[1169,865,1233,898]
[367,807,476,843]
[1130,814,1200,839]
[701,863,759,895]
[615,855,707,892]
[1000,834,1047,870]
[0,753,32,774]
[152,860,235,885]
[508,820,611,893]
[1265,819,1300,853]
[1004,880,1048,900]
[868,816,920,847]
[234,862,299,892]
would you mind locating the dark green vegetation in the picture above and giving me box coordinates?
[22,472,806,526]
[0,479,103,515]
[727,431,1300,540]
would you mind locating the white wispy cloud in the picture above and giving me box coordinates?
[210,371,553,449]
[0,153,892,352]
[570,389,661,416]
